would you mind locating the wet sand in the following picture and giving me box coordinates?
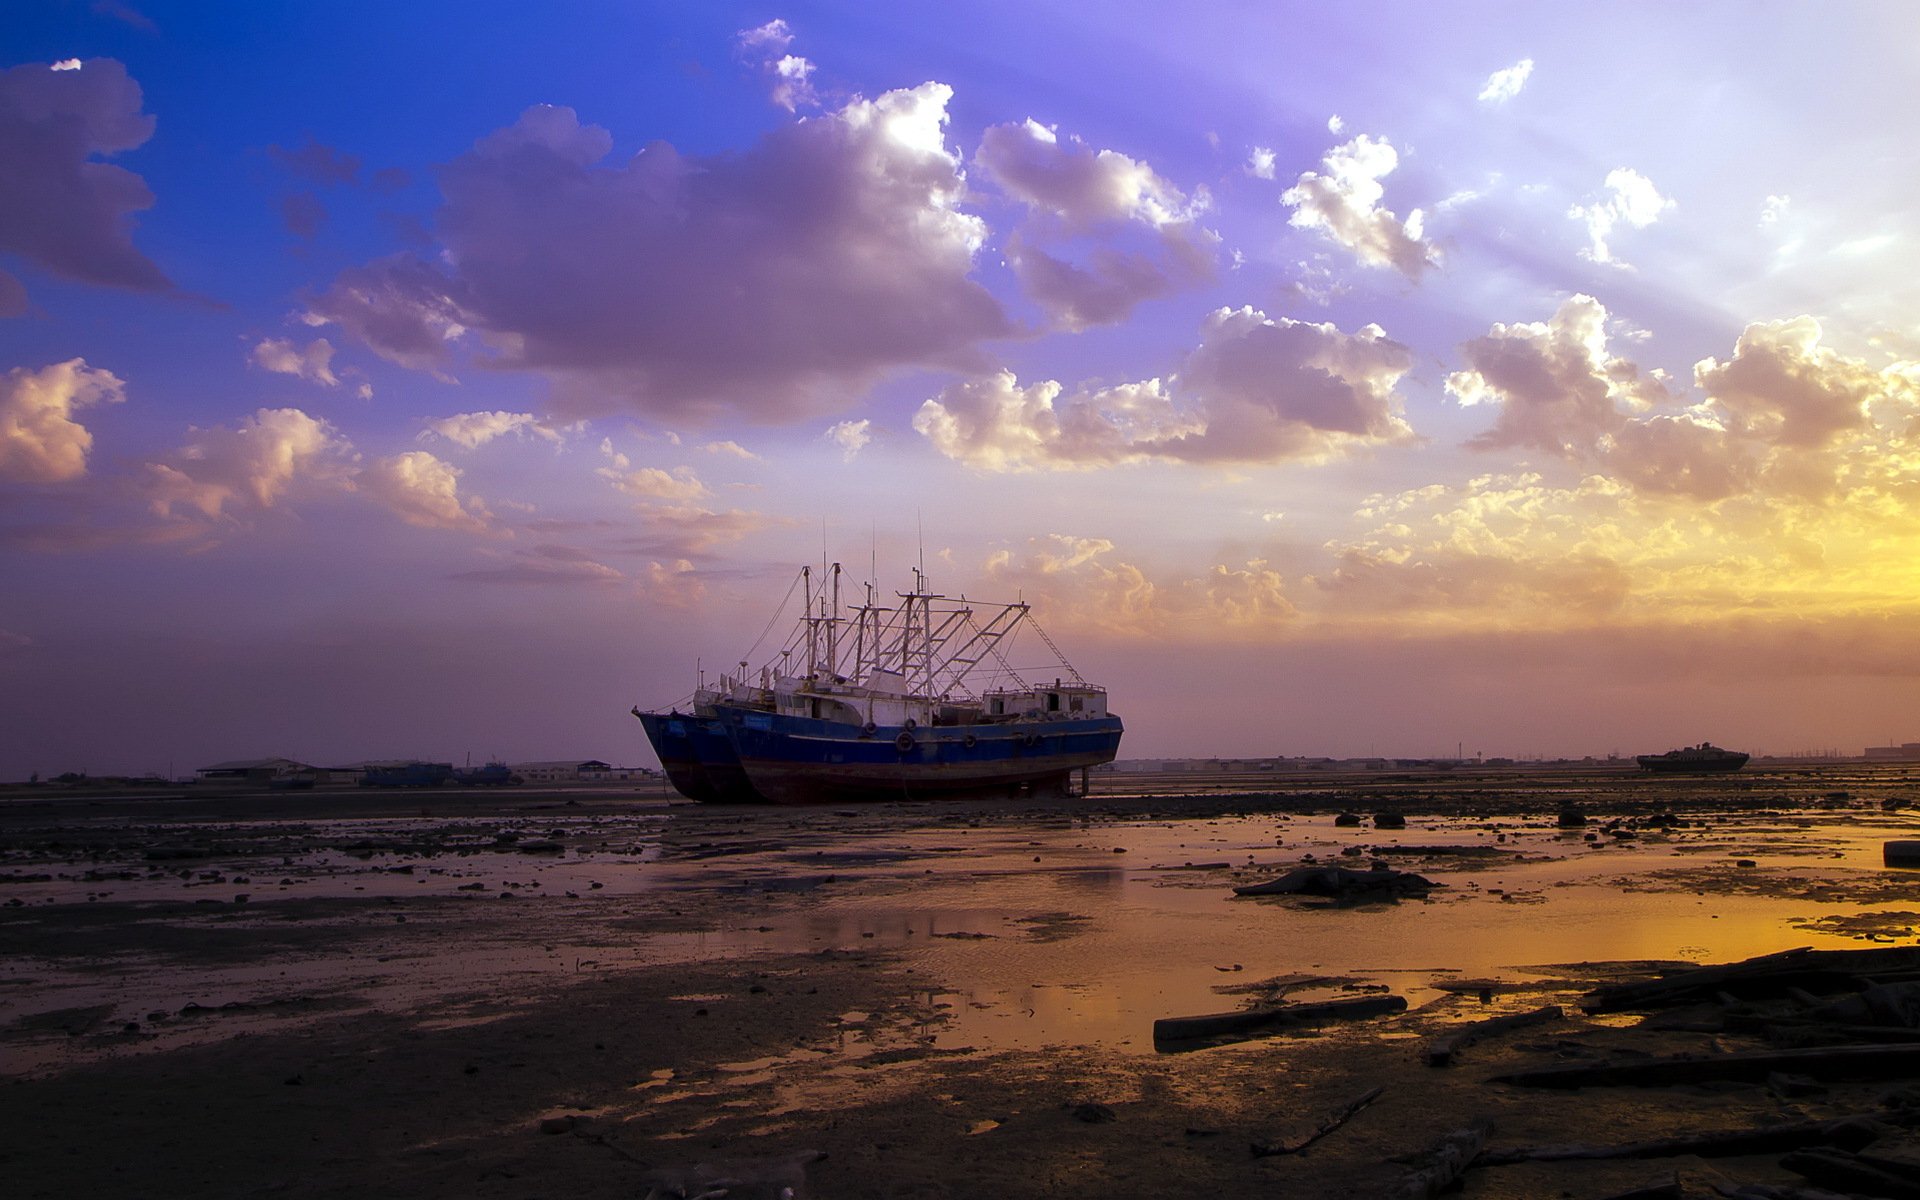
[7,764,1920,1198]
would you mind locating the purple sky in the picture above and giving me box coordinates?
[4,2,1920,778]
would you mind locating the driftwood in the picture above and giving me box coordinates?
[1393,1120,1491,1200]
[1583,946,1920,1013]
[1425,1004,1563,1067]
[1473,1116,1885,1166]
[1154,994,1406,1044]
[1780,1147,1920,1199]
[1492,1042,1920,1088]
[1249,1085,1383,1157]
[1233,866,1436,898]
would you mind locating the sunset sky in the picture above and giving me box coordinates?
[5,1,1920,779]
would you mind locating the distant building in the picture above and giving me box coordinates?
[509,759,613,783]
[579,763,656,782]
[1865,743,1920,761]
[197,757,313,785]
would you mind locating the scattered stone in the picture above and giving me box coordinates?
[1067,1101,1116,1123]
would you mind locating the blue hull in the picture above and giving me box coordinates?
[633,711,765,803]
[717,708,1123,805]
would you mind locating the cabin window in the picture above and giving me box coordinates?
[991,698,1003,715]
[1047,692,1060,712]
[1070,695,1083,712]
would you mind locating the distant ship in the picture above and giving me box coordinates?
[1636,743,1750,773]
[634,564,1123,804]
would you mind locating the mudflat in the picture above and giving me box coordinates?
[7,764,1920,1198]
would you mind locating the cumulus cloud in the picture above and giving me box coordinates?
[0,58,173,306]
[420,410,562,449]
[301,253,471,376]
[141,407,352,520]
[597,459,710,502]
[1281,134,1434,278]
[823,418,871,460]
[642,558,708,607]
[976,118,1217,329]
[702,439,759,460]
[1449,293,1668,458]
[354,450,494,532]
[0,359,124,483]
[735,19,817,111]
[1694,316,1901,449]
[1246,146,1276,180]
[1570,167,1672,265]
[1453,301,1918,504]
[1477,58,1534,103]
[979,535,1297,637]
[250,337,338,386]
[917,306,1414,470]
[306,86,1006,421]
[618,505,777,561]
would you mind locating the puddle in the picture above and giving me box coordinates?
[11,791,1920,1069]
[632,807,1920,1053]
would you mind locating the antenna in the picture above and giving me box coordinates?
[917,509,925,584]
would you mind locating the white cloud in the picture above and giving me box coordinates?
[823,419,871,460]
[1694,315,1900,450]
[1570,168,1673,265]
[51,59,82,72]
[916,306,1414,470]
[1477,58,1534,103]
[250,337,338,386]
[142,407,352,520]
[1449,293,1667,458]
[420,410,562,449]
[0,359,124,483]
[642,558,709,607]
[975,118,1217,330]
[354,450,494,532]
[0,58,173,304]
[1760,194,1791,227]
[598,463,710,502]
[772,54,818,112]
[1246,146,1276,180]
[307,86,1005,422]
[1281,134,1435,278]
[735,19,817,111]
[701,439,760,460]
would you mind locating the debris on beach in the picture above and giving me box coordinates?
[1424,1004,1563,1067]
[1232,865,1437,898]
[1152,993,1407,1046]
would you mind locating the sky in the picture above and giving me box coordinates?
[4,1,1920,778]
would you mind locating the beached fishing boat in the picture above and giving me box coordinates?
[1636,743,1749,773]
[634,564,1123,804]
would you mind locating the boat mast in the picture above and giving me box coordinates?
[827,562,841,678]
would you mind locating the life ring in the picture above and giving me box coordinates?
[894,731,916,753]
[963,734,977,749]
[903,717,918,731]
[861,722,877,737]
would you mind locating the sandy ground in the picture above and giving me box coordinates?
[7,766,1920,1198]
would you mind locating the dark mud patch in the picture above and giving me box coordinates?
[1617,865,1920,903]
[1790,909,1920,941]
